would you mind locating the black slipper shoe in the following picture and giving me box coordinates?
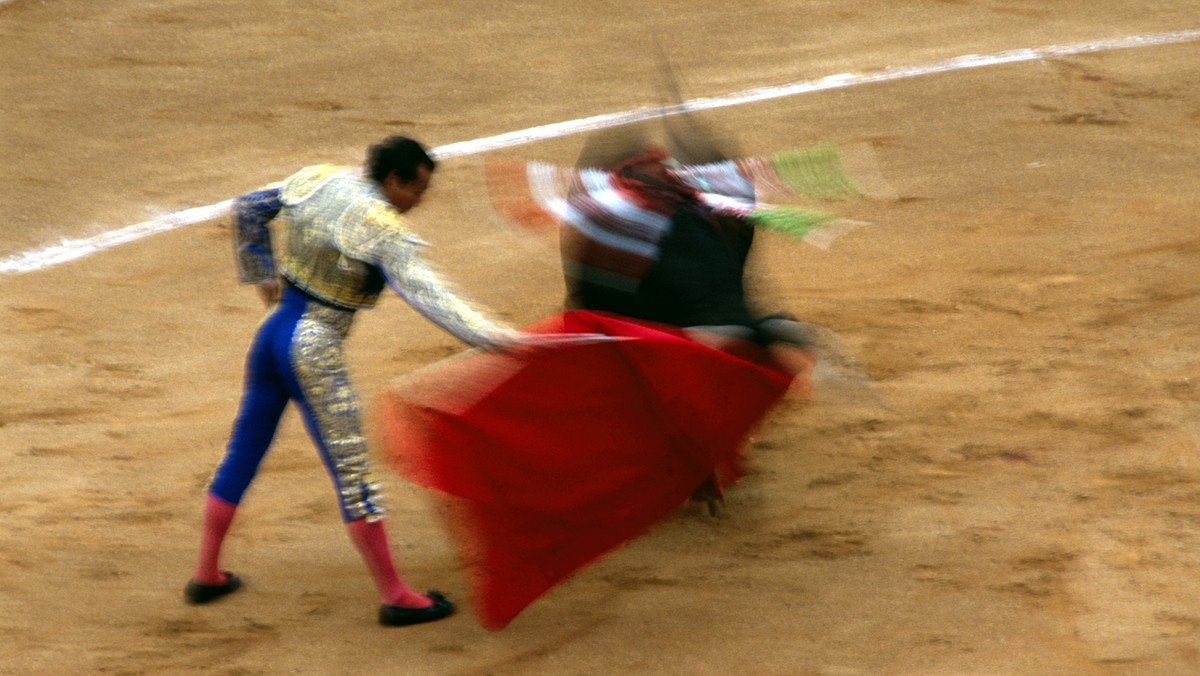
[185,572,243,605]
[379,591,455,627]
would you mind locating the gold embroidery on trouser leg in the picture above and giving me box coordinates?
[291,303,384,521]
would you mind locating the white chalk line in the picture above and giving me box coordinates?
[3,28,1197,276]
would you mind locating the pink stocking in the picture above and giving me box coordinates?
[345,518,432,608]
[193,493,238,585]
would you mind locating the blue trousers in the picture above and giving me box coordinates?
[209,285,383,521]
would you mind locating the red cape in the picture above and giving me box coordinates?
[372,311,808,629]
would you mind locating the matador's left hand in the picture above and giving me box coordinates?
[256,279,281,308]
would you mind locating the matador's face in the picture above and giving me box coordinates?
[382,165,432,214]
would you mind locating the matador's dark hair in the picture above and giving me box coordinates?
[366,135,436,184]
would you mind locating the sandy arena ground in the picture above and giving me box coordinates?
[2,1,1200,674]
